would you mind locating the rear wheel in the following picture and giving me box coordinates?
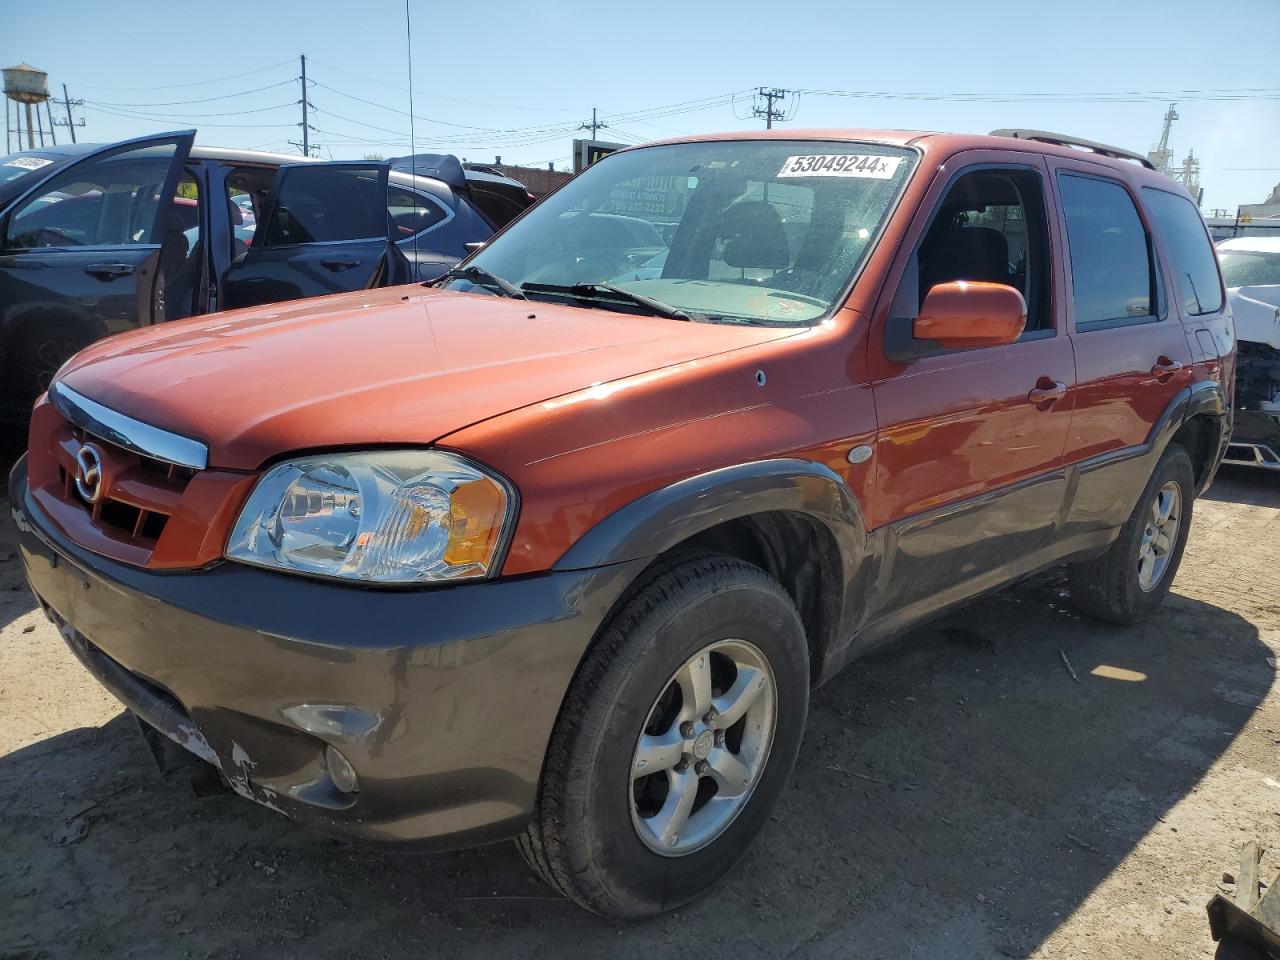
[1068,443,1195,624]
[518,553,809,917]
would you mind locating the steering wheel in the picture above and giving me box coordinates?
[35,227,83,248]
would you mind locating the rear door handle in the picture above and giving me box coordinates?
[320,256,363,272]
[1151,358,1184,379]
[1027,378,1067,406]
[84,262,135,279]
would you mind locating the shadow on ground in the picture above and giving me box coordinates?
[0,566,1269,959]
[1204,465,1280,509]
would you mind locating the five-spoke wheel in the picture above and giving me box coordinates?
[1137,481,1181,592]
[630,639,776,855]
[519,553,809,917]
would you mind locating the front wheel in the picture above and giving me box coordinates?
[1068,443,1195,624]
[518,553,809,917]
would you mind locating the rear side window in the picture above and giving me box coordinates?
[1057,173,1155,328]
[1142,188,1223,315]
[388,185,447,240]
[260,166,387,247]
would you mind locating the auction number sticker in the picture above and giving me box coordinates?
[4,156,53,170]
[778,154,902,179]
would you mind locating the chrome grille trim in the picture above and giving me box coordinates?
[49,381,209,470]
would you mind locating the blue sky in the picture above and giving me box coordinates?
[6,0,1278,211]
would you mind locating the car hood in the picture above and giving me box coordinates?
[58,286,801,470]
[1229,285,1280,350]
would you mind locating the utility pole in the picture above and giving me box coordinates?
[300,54,310,157]
[62,83,77,143]
[752,87,791,129]
[579,106,607,140]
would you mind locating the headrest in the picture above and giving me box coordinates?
[719,201,791,270]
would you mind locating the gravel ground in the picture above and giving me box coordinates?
[2,430,1278,959]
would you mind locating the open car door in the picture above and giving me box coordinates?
[0,130,195,410]
[221,162,410,310]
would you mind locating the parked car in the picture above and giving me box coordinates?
[10,128,1232,917]
[0,132,533,420]
[1217,236,1280,470]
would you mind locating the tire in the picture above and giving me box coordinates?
[1214,938,1266,960]
[518,553,809,917]
[1067,442,1195,625]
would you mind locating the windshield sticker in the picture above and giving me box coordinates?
[4,156,53,171]
[778,154,903,179]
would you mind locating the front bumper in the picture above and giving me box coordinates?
[9,455,643,848]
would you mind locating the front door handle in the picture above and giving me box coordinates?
[1028,378,1067,406]
[321,256,363,272]
[1151,357,1184,379]
[84,262,135,279]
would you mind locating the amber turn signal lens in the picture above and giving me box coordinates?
[444,477,507,569]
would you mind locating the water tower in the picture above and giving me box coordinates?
[4,63,52,152]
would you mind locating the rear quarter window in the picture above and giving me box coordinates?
[1142,187,1223,315]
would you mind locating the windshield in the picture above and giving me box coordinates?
[1219,249,1280,288]
[450,139,916,324]
[0,152,61,185]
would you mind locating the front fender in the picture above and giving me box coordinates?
[552,459,875,683]
[552,458,867,571]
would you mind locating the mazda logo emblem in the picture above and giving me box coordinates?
[74,444,104,504]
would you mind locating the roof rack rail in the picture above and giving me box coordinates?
[988,129,1155,170]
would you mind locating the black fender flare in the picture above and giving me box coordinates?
[1156,379,1229,491]
[552,459,875,678]
[553,458,868,572]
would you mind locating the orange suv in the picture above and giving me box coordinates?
[9,128,1232,916]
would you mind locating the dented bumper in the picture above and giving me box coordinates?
[8,454,641,849]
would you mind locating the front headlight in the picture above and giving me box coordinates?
[226,450,513,583]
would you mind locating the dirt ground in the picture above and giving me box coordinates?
[2,428,1279,960]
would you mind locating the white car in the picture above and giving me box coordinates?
[1218,236,1280,470]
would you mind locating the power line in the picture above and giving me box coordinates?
[86,78,298,108]
[69,58,296,92]
[86,104,295,128]
[304,56,580,113]
[80,101,297,119]
[311,80,580,135]
[798,86,1280,103]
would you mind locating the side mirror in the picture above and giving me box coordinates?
[914,281,1027,349]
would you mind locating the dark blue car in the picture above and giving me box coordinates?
[0,131,534,419]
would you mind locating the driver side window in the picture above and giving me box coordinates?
[4,142,183,251]
[893,166,1052,334]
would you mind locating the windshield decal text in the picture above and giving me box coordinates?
[4,156,53,170]
[777,154,903,179]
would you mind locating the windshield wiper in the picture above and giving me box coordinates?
[522,282,694,321]
[441,264,527,299]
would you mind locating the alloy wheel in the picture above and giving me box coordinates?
[1137,480,1182,592]
[629,638,776,857]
